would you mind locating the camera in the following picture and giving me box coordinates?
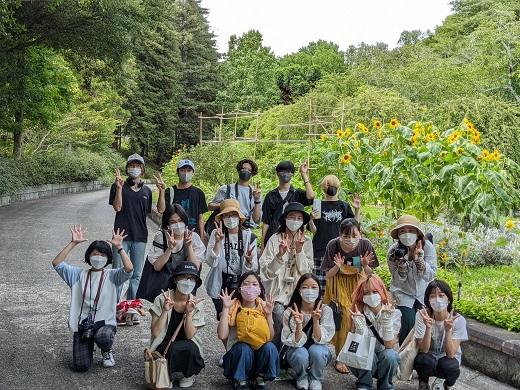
[242,220,254,230]
[389,243,408,261]
[224,274,239,290]
[78,313,95,340]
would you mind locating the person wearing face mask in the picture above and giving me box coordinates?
[218,271,278,390]
[207,159,262,236]
[136,204,205,307]
[52,225,133,372]
[109,153,152,306]
[348,275,401,390]
[387,215,437,345]
[321,218,379,374]
[205,199,258,322]
[156,159,208,241]
[281,274,334,390]
[261,160,315,250]
[149,262,206,388]
[308,175,360,293]
[260,202,314,349]
[414,280,468,390]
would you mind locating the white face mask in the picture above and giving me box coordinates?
[179,172,193,183]
[362,293,382,308]
[177,279,196,295]
[127,167,142,178]
[429,297,449,312]
[399,232,417,247]
[286,219,303,232]
[300,288,319,303]
[90,255,107,269]
[342,237,360,247]
[223,217,240,229]
[169,222,186,236]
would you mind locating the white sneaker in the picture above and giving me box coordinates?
[102,350,115,367]
[132,313,141,324]
[309,379,322,390]
[218,356,224,367]
[179,376,194,388]
[296,377,309,390]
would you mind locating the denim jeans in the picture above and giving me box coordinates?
[112,240,147,300]
[349,348,400,390]
[223,342,279,381]
[286,344,332,382]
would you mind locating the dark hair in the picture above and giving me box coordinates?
[233,271,266,302]
[277,211,306,234]
[84,240,112,266]
[161,203,189,230]
[339,218,361,236]
[424,279,454,313]
[236,159,258,176]
[287,273,322,311]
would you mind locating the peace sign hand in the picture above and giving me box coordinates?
[352,193,361,210]
[444,309,459,332]
[262,294,275,317]
[361,251,375,267]
[115,169,124,189]
[414,240,425,271]
[109,228,128,250]
[161,289,174,312]
[184,229,193,248]
[381,303,395,321]
[153,173,165,191]
[219,288,237,310]
[165,230,177,249]
[294,230,305,253]
[312,300,323,321]
[186,298,205,313]
[253,184,261,201]
[414,240,424,258]
[289,303,304,325]
[333,253,345,269]
[300,162,310,180]
[214,221,224,242]
[419,308,433,329]
[70,224,88,244]
[244,244,255,267]
[278,233,289,258]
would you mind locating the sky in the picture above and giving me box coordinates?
[200,0,453,56]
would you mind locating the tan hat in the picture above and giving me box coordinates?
[390,214,425,239]
[216,199,246,222]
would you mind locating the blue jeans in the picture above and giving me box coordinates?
[112,240,147,300]
[349,348,400,390]
[223,342,279,381]
[286,344,332,382]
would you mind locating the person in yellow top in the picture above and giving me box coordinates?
[320,218,378,374]
[218,271,279,390]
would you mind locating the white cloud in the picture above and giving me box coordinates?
[200,0,453,56]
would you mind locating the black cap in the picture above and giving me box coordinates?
[171,262,202,288]
[279,202,310,225]
[276,160,295,173]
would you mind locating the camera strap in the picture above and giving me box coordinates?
[77,270,105,325]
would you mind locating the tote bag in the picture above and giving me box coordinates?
[337,328,376,371]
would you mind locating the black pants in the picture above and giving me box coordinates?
[414,352,461,387]
[159,339,205,378]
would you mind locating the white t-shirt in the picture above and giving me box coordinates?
[415,311,468,363]
[54,262,131,332]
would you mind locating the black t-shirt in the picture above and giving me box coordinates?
[165,185,207,234]
[109,182,152,242]
[310,200,354,258]
[156,308,187,354]
[261,186,312,246]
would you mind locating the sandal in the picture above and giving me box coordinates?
[334,361,349,374]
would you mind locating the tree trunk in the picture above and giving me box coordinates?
[13,109,24,160]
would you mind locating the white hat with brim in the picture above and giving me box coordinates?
[216,199,246,222]
[390,214,425,239]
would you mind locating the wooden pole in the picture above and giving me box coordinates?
[199,112,203,144]
[219,107,224,143]
[340,101,345,132]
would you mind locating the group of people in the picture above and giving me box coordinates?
[52,153,468,390]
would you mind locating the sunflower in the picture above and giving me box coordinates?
[439,151,448,158]
[448,132,461,143]
[411,134,419,146]
[480,149,491,161]
[456,147,464,156]
[340,153,352,164]
[505,219,516,230]
[471,132,481,145]
[320,134,328,141]
[390,118,399,129]
[426,133,436,142]
[344,128,352,138]
[492,149,501,161]
[336,129,344,138]
[357,123,368,133]
[373,120,382,129]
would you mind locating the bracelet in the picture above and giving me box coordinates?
[254,201,261,204]
[117,247,124,253]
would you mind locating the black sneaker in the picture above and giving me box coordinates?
[254,377,266,390]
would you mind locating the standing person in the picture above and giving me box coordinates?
[348,275,401,390]
[259,202,314,349]
[387,215,437,345]
[208,159,262,232]
[52,225,133,372]
[308,174,360,292]
[281,274,334,390]
[109,153,152,309]
[149,262,206,388]
[261,160,315,250]
[218,272,279,390]
[414,280,468,390]
[155,159,208,241]
[321,218,378,374]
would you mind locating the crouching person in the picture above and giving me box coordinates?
[149,262,206,388]
[218,271,279,390]
[348,275,401,390]
[281,274,334,390]
[52,225,133,372]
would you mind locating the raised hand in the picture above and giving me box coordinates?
[262,294,275,317]
[294,230,305,253]
[444,309,459,332]
[244,244,255,267]
[253,184,261,202]
[414,240,424,258]
[349,304,366,332]
[361,251,375,267]
[115,168,124,189]
[278,233,289,257]
[312,300,323,321]
[352,193,361,209]
[161,289,174,312]
[184,229,193,248]
[289,303,304,325]
[70,224,88,244]
[333,253,345,269]
[186,298,205,313]
[219,288,237,310]
[311,208,320,220]
[381,303,395,321]
[153,173,165,191]
[300,162,310,179]
[165,230,177,249]
[419,308,433,329]
[214,221,225,241]
[109,228,128,250]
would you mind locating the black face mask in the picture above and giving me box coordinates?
[239,170,252,181]
[326,186,338,196]
[278,172,292,183]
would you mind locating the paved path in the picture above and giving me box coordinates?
[0,189,514,389]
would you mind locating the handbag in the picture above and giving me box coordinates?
[337,328,376,371]
[398,326,418,381]
[144,315,185,389]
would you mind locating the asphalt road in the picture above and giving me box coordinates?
[0,189,513,390]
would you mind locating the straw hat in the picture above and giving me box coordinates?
[390,214,425,239]
[216,199,246,222]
